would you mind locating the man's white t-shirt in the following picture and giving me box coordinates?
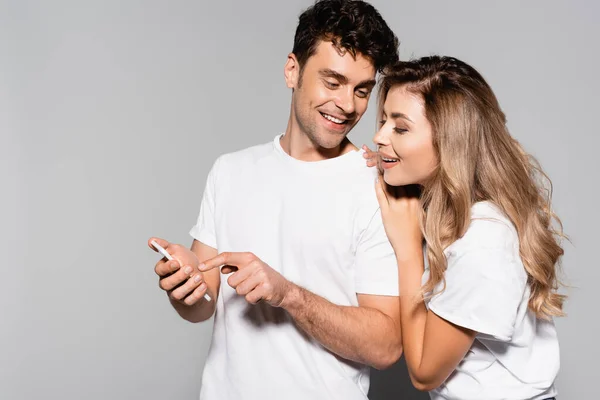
[189,134,399,400]
[425,201,559,400]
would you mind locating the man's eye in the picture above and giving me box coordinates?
[324,81,339,89]
[356,90,369,98]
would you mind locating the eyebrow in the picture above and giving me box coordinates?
[383,111,414,123]
[318,68,376,89]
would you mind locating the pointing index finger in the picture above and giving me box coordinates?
[198,252,241,272]
[200,251,257,272]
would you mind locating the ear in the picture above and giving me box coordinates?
[284,53,300,89]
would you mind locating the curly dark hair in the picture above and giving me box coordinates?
[292,0,399,73]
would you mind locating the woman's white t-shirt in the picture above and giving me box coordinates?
[424,201,560,400]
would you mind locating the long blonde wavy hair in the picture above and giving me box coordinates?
[378,56,566,319]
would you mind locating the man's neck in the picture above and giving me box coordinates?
[280,119,357,162]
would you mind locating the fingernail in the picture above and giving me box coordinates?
[194,275,202,283]
[199,283,206,291]
[171,262,180,271]
[198,263,205,271]
[184,266,192,274]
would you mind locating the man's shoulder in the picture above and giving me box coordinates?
[221,139,274,162]
[340,159,383,223]
[214,138,276,171]
[345,157,379,195]
[354,159,379,181]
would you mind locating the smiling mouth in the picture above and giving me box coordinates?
[380,156,399,163]
[320,112,348,125]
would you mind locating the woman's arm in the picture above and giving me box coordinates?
[396,248,476,391]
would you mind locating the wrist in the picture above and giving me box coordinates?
[279,282,303,310]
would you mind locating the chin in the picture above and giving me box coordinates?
[312,131,347,149]
[382,171,412,187]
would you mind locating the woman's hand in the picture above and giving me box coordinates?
[374,179,423,259]
[362,144,378,168]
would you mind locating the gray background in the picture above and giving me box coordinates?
[1,0,597,399]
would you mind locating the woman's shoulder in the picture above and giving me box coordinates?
[448,201,519,255]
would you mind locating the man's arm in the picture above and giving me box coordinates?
[283,289,402,370]
[199,251,402,369]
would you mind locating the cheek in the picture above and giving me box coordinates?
[357,95,370,110]
[414,140,436,165]
[297,82,322,103]
[424,144,438,170]
[312,85,330,102]
[389,136,409,158]
[418,133,437,168]
[355,100,369,118]
[392,136,436,164]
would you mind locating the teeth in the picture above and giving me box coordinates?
[382,157,398,162]
[322,113,345,124]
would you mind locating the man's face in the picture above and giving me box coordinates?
[286,41,377,149]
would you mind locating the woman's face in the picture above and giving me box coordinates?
[373,85,438,186]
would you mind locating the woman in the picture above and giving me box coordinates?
[363,56,565,399]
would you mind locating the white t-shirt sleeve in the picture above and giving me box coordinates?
[189,157,221,249]
[427,222,527,341]
[354,208,399,296]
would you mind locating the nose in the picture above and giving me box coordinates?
[373,122,391,147]
[335,88,355,116]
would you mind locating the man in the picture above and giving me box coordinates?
[149,1,401,398]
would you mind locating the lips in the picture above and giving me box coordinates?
[320,112,347,124]
[319,111,351,132]
[378,152,400,169]
[378,152,399,162]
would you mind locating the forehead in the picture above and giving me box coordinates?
[303,40,376,82]
[383,86,426,117]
